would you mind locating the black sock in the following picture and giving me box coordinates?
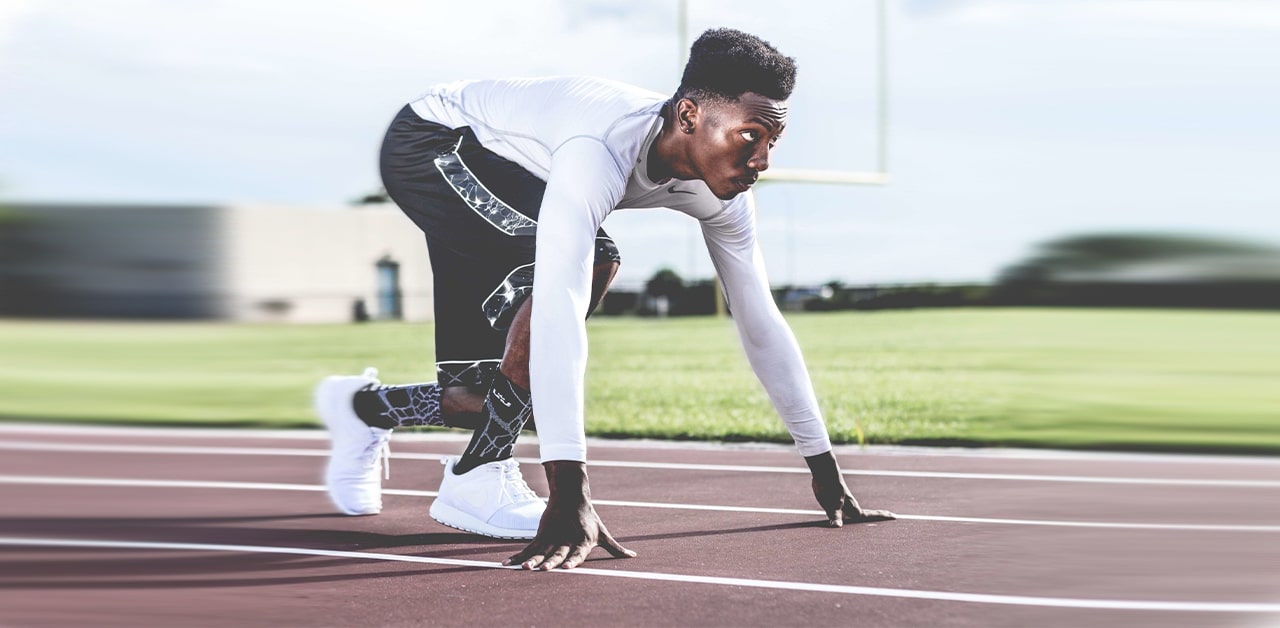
[353,382,443,430]
[453,372,531,474]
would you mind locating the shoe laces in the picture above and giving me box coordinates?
[358,367,389,481]
[364,430,392,481]
[500,460,538,502]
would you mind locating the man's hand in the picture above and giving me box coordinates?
[805,451,896,528]
[503,460,636,570]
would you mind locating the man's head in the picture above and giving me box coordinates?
[668,28,796,199]
[675,28,796,104]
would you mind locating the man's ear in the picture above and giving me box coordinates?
[676,97,699,134]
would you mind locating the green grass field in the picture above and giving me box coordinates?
[2,308,1277,454]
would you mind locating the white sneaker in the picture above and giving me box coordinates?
[316,367,390,516]
[429,457,545,539]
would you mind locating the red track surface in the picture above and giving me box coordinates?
[1,423,1278,627]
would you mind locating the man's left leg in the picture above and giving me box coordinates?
[341,253,618,438]
[350,381,481,431]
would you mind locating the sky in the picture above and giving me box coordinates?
[1,0,1277,288]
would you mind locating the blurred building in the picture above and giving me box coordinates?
[0,203,433,322]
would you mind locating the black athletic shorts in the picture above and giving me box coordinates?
[379,105,621,389]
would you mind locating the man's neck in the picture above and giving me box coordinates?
[647,101,687,184]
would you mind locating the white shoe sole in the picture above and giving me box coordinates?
[429,501,538,540]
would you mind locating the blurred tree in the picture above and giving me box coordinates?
[640,268,686,317]
[352,187,391,205]
[993,232,1280,308]
[645,268,685,299]
[998,233,1280,283]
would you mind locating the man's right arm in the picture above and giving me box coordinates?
[507,137,634,570]
[525,137,623,464]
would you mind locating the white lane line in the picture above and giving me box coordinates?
[0,423,331,440]
[4,422,1277,467]
[585,460,1280,488]
[2,475,1277,533]
[1,440,1276,488]
[1,536,1277,613]
[0,441,332,458]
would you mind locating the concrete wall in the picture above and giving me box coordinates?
[0,204,222,318]
[0,202,434,323]
[218,203,433,323]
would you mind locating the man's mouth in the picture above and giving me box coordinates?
[733,175,758,192]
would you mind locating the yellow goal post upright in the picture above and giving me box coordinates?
[676,0,892,315]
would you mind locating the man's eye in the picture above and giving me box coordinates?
[740,130,759,142]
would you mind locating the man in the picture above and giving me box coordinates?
[316,27,894,571]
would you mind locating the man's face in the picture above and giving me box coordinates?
[686,92,788,200]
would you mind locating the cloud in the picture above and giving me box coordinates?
[0,0,676,203]
[0,0,35,61]
[2,0,1277,285]
[1100,0,1280,32]
[904,0,1280,32]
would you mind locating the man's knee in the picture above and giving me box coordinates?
[500,259,616,388]
[441,385,485,415]
[589,261,620,315]
[500,298,532,389]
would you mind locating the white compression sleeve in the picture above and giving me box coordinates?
[528,139,625,463]
[700,202,833,457]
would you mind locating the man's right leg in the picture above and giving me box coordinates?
[430,251,617,537]
[418,243,552,538]
[452,289,533,476]
[452,247,619,474]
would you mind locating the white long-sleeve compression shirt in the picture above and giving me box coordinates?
[410,76,833,462]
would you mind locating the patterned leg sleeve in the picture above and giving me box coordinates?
[455,372,531,472]
[353,383,443,429]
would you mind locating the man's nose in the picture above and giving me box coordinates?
[748,146,771,172]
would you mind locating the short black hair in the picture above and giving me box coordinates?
[675,28,797,102]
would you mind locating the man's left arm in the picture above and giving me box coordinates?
[700,199,894,526]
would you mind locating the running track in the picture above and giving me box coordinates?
[1,423,1278,627]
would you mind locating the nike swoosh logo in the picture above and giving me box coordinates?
[668,187,698,195]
